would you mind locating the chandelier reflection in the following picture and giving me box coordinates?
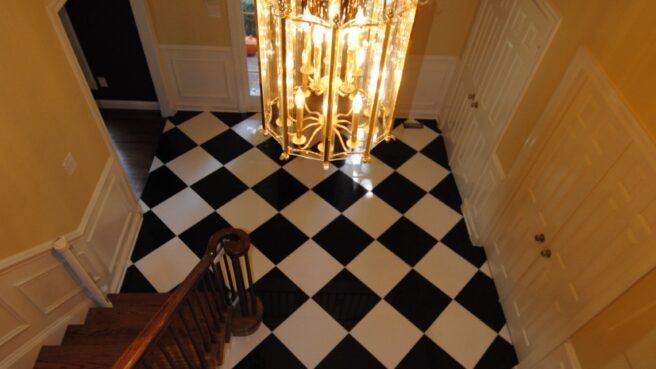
[255,0,421,167]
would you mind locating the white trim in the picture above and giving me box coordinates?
[96,99,160,110]
[58,7,98,91]
[564,342,583,369]
[129,0,176,117]
[226,0,257,112]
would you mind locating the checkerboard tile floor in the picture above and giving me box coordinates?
[121,111,518,369]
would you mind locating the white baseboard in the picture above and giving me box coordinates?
[396,55,458,119]
[96,99,160,110]
[0,157,141,369]
[159,45,240,112]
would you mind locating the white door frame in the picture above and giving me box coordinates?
[46,0,141,205]
[226,0,262,112]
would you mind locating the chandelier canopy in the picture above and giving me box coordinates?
[255,0,421,167]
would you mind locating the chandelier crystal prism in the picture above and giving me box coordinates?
[254,0,421,167]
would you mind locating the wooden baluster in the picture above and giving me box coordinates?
[185,299,211,351]
[156,340,181,369]
[177,310,206,369]
[230,255,250,316]
[170,321,197,369]
[206,266,227,321]
[192,288,217,341]
[222,254,236,301]
[211,261,230,313]
[243,252,257,313]
[202,273,224,324]
[198,276,221,331]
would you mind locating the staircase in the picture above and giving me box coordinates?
[31,228,261,369]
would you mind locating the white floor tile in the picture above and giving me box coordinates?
[217,190,277,233]
[415,243,478,298]
[163,120,175,132]
[499,325,513,344]
[274,300,347,368]
[351,301,422,368]
[178,111,229,144]
[152,188,214,234]
[283,158,338,188]
[405,195,462,239]
[139,200,150,213]
[225,148,279,187]
[149,157,163,172]
[281,192,340,237]
[166,147,222,185]
[248,246,275,283]
[232,113,268,145]
[480,261,493,278]
[277,240,343,296]
[426,301,497,369]
[397,153,450,191]
[343,194,401,238]
[392,125,439,151]
[340,157,393,191]
[227,324,271,368]
[135,237,200,292]
[347,242,410,297]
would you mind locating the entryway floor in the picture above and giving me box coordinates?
[120,111,518,369]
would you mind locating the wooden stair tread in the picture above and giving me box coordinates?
[107,293,170,308]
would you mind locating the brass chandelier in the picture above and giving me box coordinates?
[255,0,421,167]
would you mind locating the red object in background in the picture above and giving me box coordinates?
[245,36,258,56]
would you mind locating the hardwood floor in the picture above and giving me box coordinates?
[101,109,165,197]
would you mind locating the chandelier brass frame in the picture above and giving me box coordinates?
[254,0,421,167]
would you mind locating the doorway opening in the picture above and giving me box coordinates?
[242,0,261,97]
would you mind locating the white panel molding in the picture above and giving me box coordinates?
[396,55,458,119]
[96,99,160,110]
[160,45,240,112]
[0,157,142,369]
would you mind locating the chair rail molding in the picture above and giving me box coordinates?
[0,157,142,369]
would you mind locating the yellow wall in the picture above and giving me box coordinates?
[0,0,109,260]
[409,0,480,56]
[146,0,232,47]
[571,269,656,369]
[496,0,656,172]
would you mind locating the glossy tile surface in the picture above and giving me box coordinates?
[121,114,517,369]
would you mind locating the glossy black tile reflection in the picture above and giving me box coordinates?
[155,127,196,162]
[421,136,450,169]
[313,215,373,265]
[201,130,252,164]
[313,270,380,330]
[234,334,306,369]
[131,211,175,262]
[317,335,385,369]
[140,166,186,208]
[254,268,308,330]
[474,337,518,369]
[441,220,487,267]
[191,167,248,209]
[250,214,308,263]
[430,174,463,213]
[378,217,437,266]
[252,169,308,211]
[370,139,416,169]
[313,171,368,212]
[385,271,451,331]
[397,336,464,369]
[120,266,157,293]
[179,213,231,257]
[373,173,426,213]
[456,272,506,332]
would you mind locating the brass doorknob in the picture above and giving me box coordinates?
[534,234,545,243]
[468,93,476,100]
[540,248,552,258]
[471,101,479,108]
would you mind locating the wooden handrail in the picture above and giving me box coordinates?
[111,229,233,369]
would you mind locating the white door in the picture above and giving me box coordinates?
[494,50,656,368]
[442,0,559,231]
[227,0,262,112]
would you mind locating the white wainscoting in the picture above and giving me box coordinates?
[159,45,240,112]
[396,55,457,119]
[0,158,142,369]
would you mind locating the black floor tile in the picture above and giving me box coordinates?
[313,215,373,265]
[250,214,308,264]
[396,336,464,369]
[254,268,308,330]
[317,335,385,369]
[313,270,380,331]
[474,337,518,369]
[201,130,253,164]
[234,334,306,369]
[120,266,157,293]
[385,271,451,331]
[378,217,437,266]
[313,171,368,212]
[456,272,506,332]
[179,213,232,257]
[257,138,297,166]
[131,211,175,262]
[155,128,196,162]
[421,136,450,169]
[140,166,187,208]
[441,220,487,267]
[430,174,462,213]
[212,112,257,127]
[190,167,248,209]
[371,139,416,169]
[168,111,202,125]
[373,173,426,213]
[252,169,308,211]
